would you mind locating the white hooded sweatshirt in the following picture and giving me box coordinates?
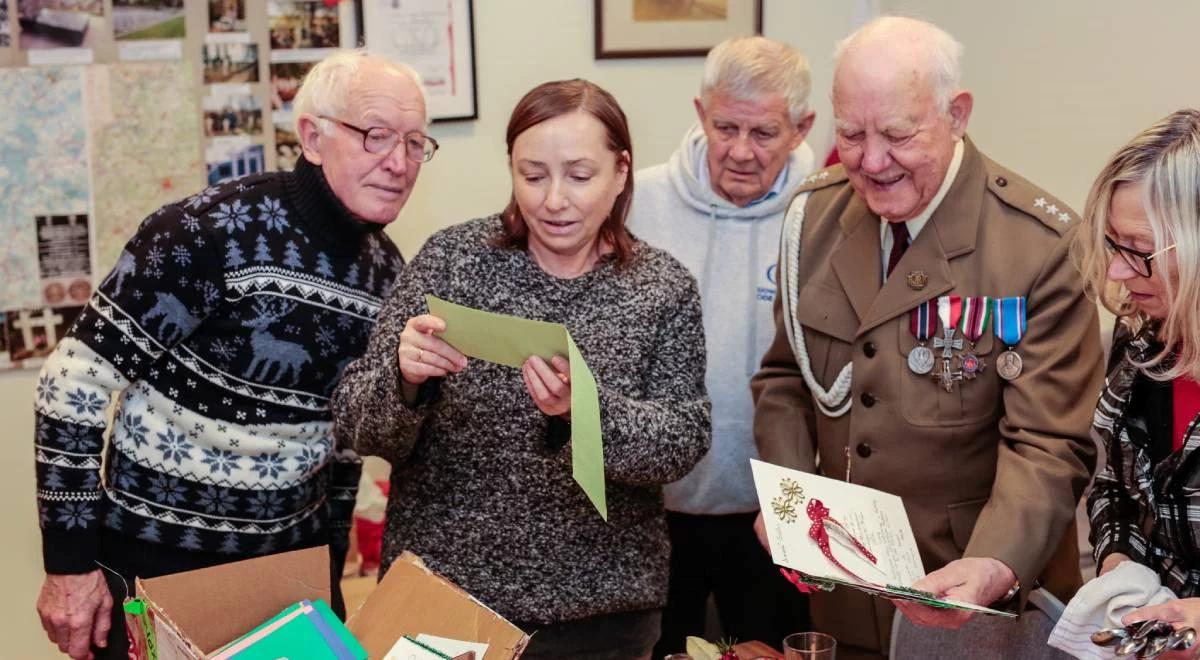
[628,124,816,514]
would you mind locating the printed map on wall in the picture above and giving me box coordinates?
[88,62,205,274]
[0,67,90,312]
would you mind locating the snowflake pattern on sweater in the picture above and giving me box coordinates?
[34,160,404,573]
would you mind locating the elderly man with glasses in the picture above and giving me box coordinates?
[32,51,433,660]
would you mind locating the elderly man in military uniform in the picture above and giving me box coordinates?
[751,17,1102,659]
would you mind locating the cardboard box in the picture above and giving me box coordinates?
[128,547,528,659]
[348,551,529,659]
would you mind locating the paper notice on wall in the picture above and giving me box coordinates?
[36,213,93,308]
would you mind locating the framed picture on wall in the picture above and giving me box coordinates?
[594,0,762,59]
[362,0,477,122]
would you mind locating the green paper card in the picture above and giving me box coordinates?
[425,295,608,520]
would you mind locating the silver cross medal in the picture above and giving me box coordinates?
[932,327,963,392]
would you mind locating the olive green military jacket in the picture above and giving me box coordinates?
[751,138,1103,655]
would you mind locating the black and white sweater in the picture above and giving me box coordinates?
[331,216,711,624]
[34,158,404,573]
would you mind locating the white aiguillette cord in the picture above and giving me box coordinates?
[779,194,853,417]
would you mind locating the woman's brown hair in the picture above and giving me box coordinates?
[496,79,635,267]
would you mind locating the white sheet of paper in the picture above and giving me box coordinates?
[415,634,489,658]
[383,634,490,660]
[750,459,1015,617]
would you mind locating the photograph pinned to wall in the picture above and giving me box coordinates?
[268,0,355,53]
[268,60,313,113]
[206,139,265,185]
[1,0,10,48]
[274,116,301,171]
[18,0,105,60]
[363,0,477,121]
[0,312,9,367]
[36,214,92,309]
[203,89,263,137]
[113,0,184,40]
[3,305,83,367]
[208,0,245,33]
[203,41,259,83]
[594,0,761,58]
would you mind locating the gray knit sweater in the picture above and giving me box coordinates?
[331,215,711,623]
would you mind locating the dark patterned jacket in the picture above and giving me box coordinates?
[34,157,403,573]
[332,216,711,623]
[1089,321,1200,596]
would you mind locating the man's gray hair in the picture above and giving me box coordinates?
[833,16,964,114]
[292,50,426,135]
[700,36,812,123]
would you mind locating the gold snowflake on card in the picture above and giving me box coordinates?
[781,478,804,501]
[772,496,798,523]
[771,478,806,524]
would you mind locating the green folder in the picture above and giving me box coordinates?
[212,599,366,660]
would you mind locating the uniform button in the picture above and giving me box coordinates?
[860,392,876,407]
[863,342,877,358]
[995,176,1008,187]
[856,442,872,458]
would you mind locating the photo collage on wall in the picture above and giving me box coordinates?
[268,0,353,171]
[204,0,265,185]
[0,2,365,368]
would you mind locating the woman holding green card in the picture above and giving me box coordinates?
[332,79,711,660]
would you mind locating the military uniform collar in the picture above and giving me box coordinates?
[832,137,988,335]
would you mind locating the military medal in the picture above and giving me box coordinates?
[907,300,936,375]
[958,296,991,380]
[932,295,964,392]
[994,296,1027,381]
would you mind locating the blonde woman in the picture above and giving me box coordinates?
[1078,109,1200,646]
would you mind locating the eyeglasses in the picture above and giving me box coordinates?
[1104,235,1176,278]
[319,115,439,163]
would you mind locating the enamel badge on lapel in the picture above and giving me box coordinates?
[906,270,928,290]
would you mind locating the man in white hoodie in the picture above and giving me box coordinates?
[627,35,817,655]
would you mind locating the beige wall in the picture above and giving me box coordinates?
[4,1,1197,656]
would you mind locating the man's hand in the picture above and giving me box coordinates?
[37,570,113,660]
[1123,599,1200,660]
[895,557,1016,629]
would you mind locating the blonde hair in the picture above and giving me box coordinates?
[700,36,812,123]
[1072,109,1200,380]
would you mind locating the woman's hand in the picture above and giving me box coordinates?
[523,355,571,418]
[397,314,467,385]
[1123,599,1200,659]
[1100,552,1132,577]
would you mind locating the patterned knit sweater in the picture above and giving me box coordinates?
[35,157,403,573]
[331,216,712,623]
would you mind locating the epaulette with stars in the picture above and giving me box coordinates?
[796,165,849,194]
[984,159,1078,236]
